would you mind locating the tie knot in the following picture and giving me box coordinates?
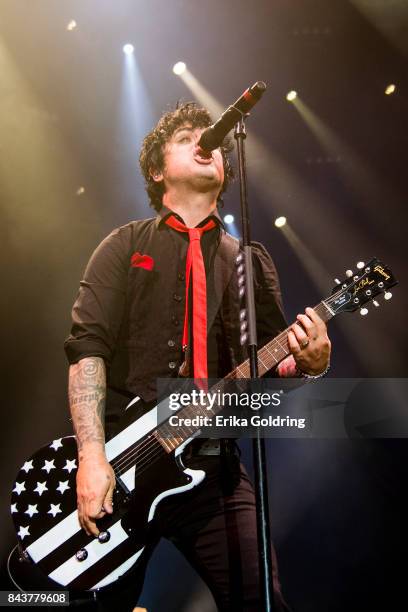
[188,228,202,241]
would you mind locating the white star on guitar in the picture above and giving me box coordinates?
[63,459,77,474]
[48,503,62,518]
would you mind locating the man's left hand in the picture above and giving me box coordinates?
[279,307,331,377]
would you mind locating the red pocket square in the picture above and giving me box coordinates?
[130,252,154,271]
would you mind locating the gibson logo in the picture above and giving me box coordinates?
[374,265,391,281]
[353,277,374,296]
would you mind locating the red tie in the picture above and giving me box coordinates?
[165,215,216,380]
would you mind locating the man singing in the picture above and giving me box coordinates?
[64,102,331,611]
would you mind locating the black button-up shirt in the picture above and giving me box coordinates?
[64,207,287,403]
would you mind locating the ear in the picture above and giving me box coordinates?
[150,168,163,182]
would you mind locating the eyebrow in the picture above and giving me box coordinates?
[173,126,194,136]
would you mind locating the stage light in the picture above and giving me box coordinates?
[385,84,396,95]
[275,216,287,228]
[66,20,77,31]
[286,90,297,102]
[224,214,234,225]
[173,62,186,75]
[123,44,134,55]
[76,186,85,196]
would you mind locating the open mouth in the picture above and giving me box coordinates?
[194,145,213,163]
[194,156,213,165]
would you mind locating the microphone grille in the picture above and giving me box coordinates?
[252,81,267,99]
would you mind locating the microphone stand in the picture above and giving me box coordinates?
[234,116,276,612]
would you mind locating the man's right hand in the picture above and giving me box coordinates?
[76,451,116,537]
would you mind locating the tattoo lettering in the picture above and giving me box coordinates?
[70,392,99,406]
[68,357,106,455]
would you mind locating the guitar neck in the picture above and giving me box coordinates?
[235,299,334,378]
[154,300,334,452]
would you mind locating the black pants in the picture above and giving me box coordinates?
[86,453,289,612]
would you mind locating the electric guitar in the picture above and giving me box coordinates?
[10,258,397,592]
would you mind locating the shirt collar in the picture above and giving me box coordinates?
[156,205,225,230]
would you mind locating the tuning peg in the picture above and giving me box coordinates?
[240,321,248,333]
[239,287,245,299]
[345,270,353,278]
[238,275,245,287]
[373,300,380,307]
[240,332,248,346]
[239,309,246,321]
[356,261,365,270]
[236,253,243,265]
[237,264,244,275]
[334,278,341,285]
[360,307,368,316]
[384,292,392,300]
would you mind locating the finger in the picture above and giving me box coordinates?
[84,516,100,538]
[102,473,115,514]
[83,513,100,537]
[77,504,88,534]
[77,500,93,536]
[291,322,310,347]
[296,314,316,339]
[296,313,313,331]
[102,491,114,514]
[278,355,298,377]
[83,505,102,536]
[79,512,95,535]
[277,360,288,377]
[287,330,302,356]
[305,307,326,331]
[88,498,106,520]
[85,500,107,536]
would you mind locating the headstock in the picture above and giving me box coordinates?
[327,258,397,316]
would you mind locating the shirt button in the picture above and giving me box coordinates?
[173,293,182,302]
[168,361,177,369]
[178,272,185,281]
[168,340,175,347]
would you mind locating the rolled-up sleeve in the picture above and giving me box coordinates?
[252,241,287,346]
[64,226,131,365]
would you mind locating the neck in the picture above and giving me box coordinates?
[162,190,218,228]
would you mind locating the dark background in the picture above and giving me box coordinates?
[1,1,407,610]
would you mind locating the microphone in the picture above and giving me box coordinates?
[198,81,267,151]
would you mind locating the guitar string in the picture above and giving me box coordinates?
[110,293,345,477]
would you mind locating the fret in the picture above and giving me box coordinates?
[263,344,278,366]
[235,365,246,378]
[257,352,268,374]
[269,343,282,360]
[277,335,288,350]
[320,300,334,319]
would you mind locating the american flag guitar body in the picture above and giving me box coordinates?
[10,259,397,592]
[10,398,201,592]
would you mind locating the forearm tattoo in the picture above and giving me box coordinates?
[68,357,106,457]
